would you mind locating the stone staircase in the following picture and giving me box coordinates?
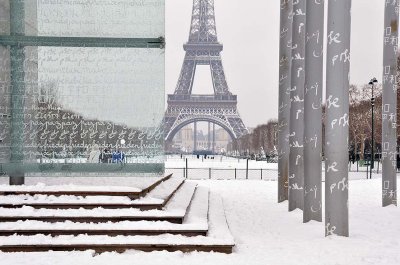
[0,175,234,253]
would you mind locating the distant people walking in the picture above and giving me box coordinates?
[88,144,101,163]
[99,146,112,163]
[112,149,125,163]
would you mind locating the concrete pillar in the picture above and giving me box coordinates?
[278,0,292,203]
[325,0,351,237]
[303,0,324,222]
[288,0,306,211]
[382,0,398,207]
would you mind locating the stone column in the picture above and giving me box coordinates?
[289,0,306,211]
[303,0,324,222]
[382,0,398,207]
[278,0,292,203]
[325,0,352,237]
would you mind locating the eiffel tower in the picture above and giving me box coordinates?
[164,0,248,145]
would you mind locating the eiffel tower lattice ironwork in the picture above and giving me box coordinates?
[164,0,248,141]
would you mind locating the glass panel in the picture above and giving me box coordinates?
[0,0,164,38]
[0,0,165,176]
[38,0,164,38]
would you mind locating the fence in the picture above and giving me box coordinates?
[347,159,395,174]
[1,155,398,180]
[165,157,400,181]
[165,167,278,180]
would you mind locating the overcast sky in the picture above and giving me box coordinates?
[165,0,395,128]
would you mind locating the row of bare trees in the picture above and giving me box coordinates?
[228,120,278,157]
[350,55,400,160]
[230,64,400,160]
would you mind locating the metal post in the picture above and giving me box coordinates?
[304,0,324,223]
[235,168,237,179]
[209,168,211,179]
[370,81,375,179]
[185,158,188,179]
[246,158,249,179]
[382,0,398,207]
[261,168,263,180]
[9,0,26,185]
[278,0,292,203]
[325,0,351,237]
[367,77,377,179]
[289,0,306,211]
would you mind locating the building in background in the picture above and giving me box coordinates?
[172,124,231,154]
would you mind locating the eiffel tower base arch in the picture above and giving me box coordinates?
[163,0,248,142]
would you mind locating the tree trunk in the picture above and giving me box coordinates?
[360,137,365,160]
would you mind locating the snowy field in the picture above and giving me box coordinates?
[1,176,399,265]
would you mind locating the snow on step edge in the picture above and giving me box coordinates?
[0,184,207,231]
[0,182,197,218]
[0,176,182,206]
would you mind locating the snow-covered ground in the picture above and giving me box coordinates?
[1,176,399,265]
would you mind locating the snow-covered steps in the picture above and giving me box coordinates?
[0,186,208,237]
[0,176,184,210]
[0,189,235,253]
[0,174,172,200]
[128,176,185,210]
[0,181,197,224]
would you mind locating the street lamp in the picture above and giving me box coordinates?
[368,77,378,179]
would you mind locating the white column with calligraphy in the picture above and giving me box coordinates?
[325,0,351,237]
[278,0,292,203]
[303,0,324,222]
[381,0,398,207]
[289,0,306,211]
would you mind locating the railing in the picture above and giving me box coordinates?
[167,94,237,101]
[165,166,400,181]
[164,155,400,181]
[165,167,277,180]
